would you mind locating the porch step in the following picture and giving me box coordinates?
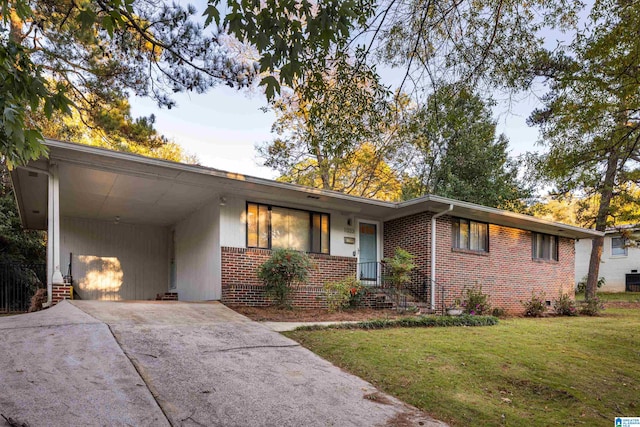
[156,292,178,301]
[372,293,394,309]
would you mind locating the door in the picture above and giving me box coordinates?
[358,221,378,282]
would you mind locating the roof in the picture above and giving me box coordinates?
[11,139,603,239]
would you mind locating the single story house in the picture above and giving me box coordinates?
[11,139,601,312]
[575,226,640,292]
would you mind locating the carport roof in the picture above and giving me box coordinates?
[11,139,602,239]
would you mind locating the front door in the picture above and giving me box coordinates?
[358,221,378,281]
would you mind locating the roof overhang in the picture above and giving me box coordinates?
[393,195,602,240]
[10,139,603,240]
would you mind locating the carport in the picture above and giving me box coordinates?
[11,139,224,303]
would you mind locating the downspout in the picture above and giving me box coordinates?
[431,204,453,311]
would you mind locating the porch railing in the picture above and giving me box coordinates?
[0,263,46,313]
[357,261,433,306]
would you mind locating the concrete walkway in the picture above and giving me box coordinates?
[261,320,361,332]
[0,301,447,427]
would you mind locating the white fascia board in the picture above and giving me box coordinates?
[44,139,396,209]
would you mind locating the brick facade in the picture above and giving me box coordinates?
[384,212,575,313]
[52,284,73,305]
[221,247,357,308]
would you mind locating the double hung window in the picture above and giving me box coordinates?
[532,233,558,261]
[452,218,489,252]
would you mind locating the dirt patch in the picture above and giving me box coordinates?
[226,305,418,322]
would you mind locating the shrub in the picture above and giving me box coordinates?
[461,285,491,315]
[522,291,548,317]
[257,249,313,308]
[580,297,605,316]
[491,307,506,318]
[383,248,416,289]
[294,314,499,331]
[553,292,578,316]
[383,248,416,308]
[28,288,47,312]
[324,277,365,312]
[576,276,605,293]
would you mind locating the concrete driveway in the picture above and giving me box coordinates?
[0,301,446,427]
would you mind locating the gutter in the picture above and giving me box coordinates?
[431,204,454,311]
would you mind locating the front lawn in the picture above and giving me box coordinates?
[285,308,640,426]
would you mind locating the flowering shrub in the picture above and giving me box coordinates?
[522,291,547,317]
[324,277,365,311]
[576,276,605,294]
[580,297,605,316]
[553,292,578,316]
[461,285,491,315]
[257,248,312,308]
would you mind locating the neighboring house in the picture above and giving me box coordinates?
[11,140,601,313]
[575,226,640,293]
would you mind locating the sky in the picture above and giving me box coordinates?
[129,82,544,180]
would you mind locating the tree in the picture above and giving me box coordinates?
[0,162,45,264]
[34,97,197,163]
[529,0,640,300]
[259,56,405,201]
[402,83,529,208]
[368,0,584,96]
[1,0,373,166]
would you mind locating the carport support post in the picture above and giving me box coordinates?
[47,163,63,305]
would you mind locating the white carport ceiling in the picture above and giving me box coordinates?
[58,163,219,226]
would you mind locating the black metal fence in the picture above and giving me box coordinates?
[0,263,46,313]
[358,261,433,305]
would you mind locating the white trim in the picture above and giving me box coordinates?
[47,169,54,304]
[50,164,64,286]
[356,219,382,283]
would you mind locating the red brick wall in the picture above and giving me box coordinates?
[52,284,73,305]
[221,247,357,308]
[384,213,575,314]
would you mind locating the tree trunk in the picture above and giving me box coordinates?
[585,149,619,299]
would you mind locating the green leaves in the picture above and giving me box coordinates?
[257,248,313,308]
[205,0,375,100]
[401,83,529,208]
[0,39,60,167]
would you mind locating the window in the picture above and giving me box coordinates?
[452,218,489,252]
[612,236,628,256]
[532,233,558,261]
[246,202,329,254]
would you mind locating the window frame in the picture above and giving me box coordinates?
[611,236,628,257]
[532,232,559,261]
[245,202,330,254]
[452,218,489,253]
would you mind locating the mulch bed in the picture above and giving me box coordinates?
[227,301,640,322]
[226,305,417,322]
[604,301,640,309]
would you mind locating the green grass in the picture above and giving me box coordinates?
[575,292,640,302]
[285,308,640,426]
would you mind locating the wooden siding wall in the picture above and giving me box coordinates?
[60,217,169,300]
